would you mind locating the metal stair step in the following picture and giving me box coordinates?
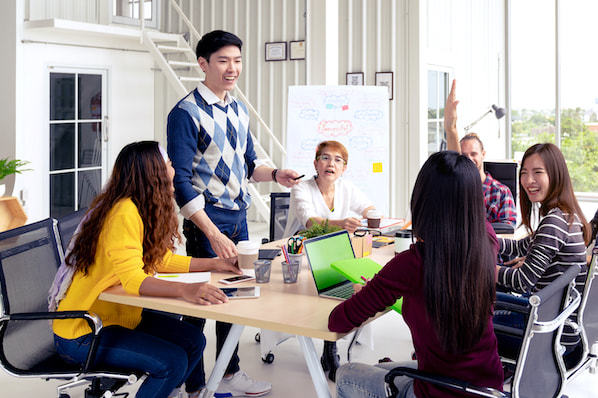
[168,60,199,67]
[157,45,193,53]
[179,76,202,82]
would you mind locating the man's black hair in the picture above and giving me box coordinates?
[195,30,243,61]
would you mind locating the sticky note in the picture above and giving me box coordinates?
[342,105,349,111]
[373,162,383,173]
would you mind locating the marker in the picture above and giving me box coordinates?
[293,174,305,180]
[157,274,178,278]
[360,275,368,283]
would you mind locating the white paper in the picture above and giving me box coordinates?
[155,272,211,284]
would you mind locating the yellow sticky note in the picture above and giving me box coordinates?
[373,162,383,173]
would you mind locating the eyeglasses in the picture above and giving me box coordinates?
[354,229,381,237]
[317,154,347,165]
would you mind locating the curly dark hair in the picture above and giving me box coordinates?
[66,141,181,275]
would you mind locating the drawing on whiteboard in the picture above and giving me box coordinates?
[354,109,383,121]
[323,94,349,110]
[299,108,320,120]
[317,120,353,136]
[300,138,321,151]
[349,136,373,149]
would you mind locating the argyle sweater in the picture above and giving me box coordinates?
[167,83,260,217]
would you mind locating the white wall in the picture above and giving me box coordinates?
[15,43,155,222]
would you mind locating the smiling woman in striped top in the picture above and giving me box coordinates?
[495,143,591,365]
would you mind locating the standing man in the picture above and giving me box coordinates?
[167,30,300,397]
[444,79,517,226]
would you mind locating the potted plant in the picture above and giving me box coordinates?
[0,158,30,196]
[298,219,342,239]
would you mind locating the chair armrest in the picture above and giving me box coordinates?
[384,367,507,398]
[495,292,531,315]
[491,222,515,234]
[3,310,103,373]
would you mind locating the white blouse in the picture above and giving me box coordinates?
[283,176,373,238]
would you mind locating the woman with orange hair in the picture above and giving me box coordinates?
[284,140,375,237]
[52,141,240,398]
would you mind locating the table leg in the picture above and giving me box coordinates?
[297,335,333,398]
[202,324,245,398]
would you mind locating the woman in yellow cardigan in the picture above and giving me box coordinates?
[53,141,240,398]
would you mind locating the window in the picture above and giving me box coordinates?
[112,0,158,28]
[509,0,598,194]
[49,71,106,218]
[427,69,450,155]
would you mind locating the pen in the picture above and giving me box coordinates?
[157,274,178,278]
[360,275,368,283]
[293,174,305,180]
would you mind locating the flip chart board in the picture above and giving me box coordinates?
[286,86,390,214]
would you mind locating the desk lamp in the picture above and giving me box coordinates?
[463,104,506,133]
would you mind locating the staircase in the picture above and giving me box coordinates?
[142,1,286,223]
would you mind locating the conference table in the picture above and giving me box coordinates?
[99,240,397,398]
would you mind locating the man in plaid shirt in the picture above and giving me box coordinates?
[444,80,517,226]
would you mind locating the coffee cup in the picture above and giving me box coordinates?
[236,240,260,269]
[395,230,412,253]
[366,210,382,228]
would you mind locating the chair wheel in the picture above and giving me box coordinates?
[59,394,70,398]
[262,352,275,364]
[255,332,261,343]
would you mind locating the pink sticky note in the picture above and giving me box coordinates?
[342,105,349,111]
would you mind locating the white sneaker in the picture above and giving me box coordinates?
[214,370,272,397]
[168,387,185,398]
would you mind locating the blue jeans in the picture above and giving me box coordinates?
[336,361,417,398]
[183,204,248,389]
[55,310,205,398]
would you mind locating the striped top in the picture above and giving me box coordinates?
[497,207,587,348]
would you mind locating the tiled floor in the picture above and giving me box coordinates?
[2,221,597,397]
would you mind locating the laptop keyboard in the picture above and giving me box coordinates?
[325,283,355,300]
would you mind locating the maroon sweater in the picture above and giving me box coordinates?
[328,243,503,398]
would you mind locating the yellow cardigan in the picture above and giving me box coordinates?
[53,198,190,339]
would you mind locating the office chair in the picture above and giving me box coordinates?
[56,207,88,253]
[0,219,137,398]
[269,192,290,242]
[483,161,518,204]
[565,231,598,380]
[385,265,581,398]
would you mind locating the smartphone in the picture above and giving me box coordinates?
[221,286,260,299]
[219,274,255,285]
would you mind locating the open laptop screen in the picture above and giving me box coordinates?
[304,230,355,291]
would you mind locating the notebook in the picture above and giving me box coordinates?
[330,258,402,313]
[303,230,357,301]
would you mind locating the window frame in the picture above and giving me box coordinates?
[48,67,108,218]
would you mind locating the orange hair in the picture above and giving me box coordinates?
[315,140,349,163]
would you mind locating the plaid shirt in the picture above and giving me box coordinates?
[483,172,516,225]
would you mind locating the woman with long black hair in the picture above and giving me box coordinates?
[329,151,503,398]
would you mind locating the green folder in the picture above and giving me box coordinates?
[330,257,402,314]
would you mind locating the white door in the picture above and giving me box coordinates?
[49,69,108,219]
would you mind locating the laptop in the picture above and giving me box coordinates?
[303,230,357,300]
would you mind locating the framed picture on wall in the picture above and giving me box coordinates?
[375,71,394,100]
[289,40,306,60]
[265,42,287,61]
[346,72,364,86]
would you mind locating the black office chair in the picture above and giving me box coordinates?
[484,161,518,204]
[385,265,581,398]
[0,219,137,398]
[56,207,88,253]
[269,192,290,242]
